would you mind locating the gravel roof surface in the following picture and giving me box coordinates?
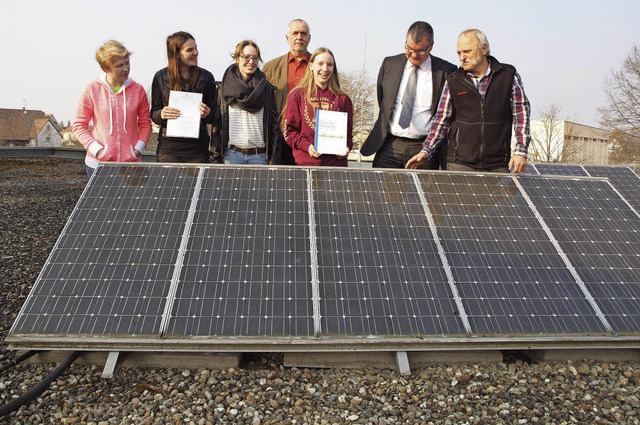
[1,157,640,424]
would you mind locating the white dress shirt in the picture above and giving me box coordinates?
[390,56,434,139]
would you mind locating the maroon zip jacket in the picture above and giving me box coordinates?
[283,86,353,167]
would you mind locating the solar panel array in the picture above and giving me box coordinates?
[532,163,588,176]
[530,163,640,334]
[165,167,313,337]
[12,166,198,336]
[533,164,640,217]
[419,173,606,335]
[519,176,640,333]
[8,164,640,350]
[312,170,463,336]
[584,165,640,212]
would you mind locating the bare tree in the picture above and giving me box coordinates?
[599,44,640,163]
[339,69,375,149]
[599,44,640,138]
[609,129,640,164]
[530,104,564,162]
[529,104,599,163]
[529,104,585,163]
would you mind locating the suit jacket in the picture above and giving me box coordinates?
[262,53,290,113]
[360,54,457,156]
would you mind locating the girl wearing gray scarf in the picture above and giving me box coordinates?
[218,40,278,164]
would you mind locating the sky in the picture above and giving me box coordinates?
[2,0,639,127]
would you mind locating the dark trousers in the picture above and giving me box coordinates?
[272,130,296,166]
[372,134,446,169]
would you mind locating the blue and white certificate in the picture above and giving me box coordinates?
[314,110,348,155]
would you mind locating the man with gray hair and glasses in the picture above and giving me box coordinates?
[406,29,531,173]
[361,21,456,169]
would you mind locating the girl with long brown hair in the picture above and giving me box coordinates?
[151,31,219,163]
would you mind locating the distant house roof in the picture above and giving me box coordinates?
[0,108,59,142]
[30,118,51,138]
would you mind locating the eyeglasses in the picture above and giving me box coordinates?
[405,44,431,56]
[239,55,260,63]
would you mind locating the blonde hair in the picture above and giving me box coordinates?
[281,47,345,131]
[95,40,132,72]
[297,47,344,107]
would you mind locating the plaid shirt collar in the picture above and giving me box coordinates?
[466,58,493,99]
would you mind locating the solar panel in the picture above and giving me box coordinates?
[519,176,640,334]
[418,173,607,335]
[584,165,640,213]
[8,163,640,351]
[312,169,465,336]
[11,165,199,336]
[534,164,588,176]
[165,167,314,337]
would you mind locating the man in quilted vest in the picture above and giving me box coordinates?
[406,29,531,173]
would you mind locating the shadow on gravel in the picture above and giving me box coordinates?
[501,350,533,364]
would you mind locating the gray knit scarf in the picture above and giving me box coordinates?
[220,64,269,113]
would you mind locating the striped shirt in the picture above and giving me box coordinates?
[422,59,531,158]
[228,105,265,149]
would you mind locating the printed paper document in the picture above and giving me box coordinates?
[166,91,202,138]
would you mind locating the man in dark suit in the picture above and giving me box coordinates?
[360,21,456,169]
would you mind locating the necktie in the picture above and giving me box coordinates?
[398,66,417,129]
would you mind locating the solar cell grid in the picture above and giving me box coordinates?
[524,164,539,175]
[9,164,640,350]
[165,167,314,337]
[584,165,640,212]
[419,173,606,335]
[519,176,640,333]
[10,165,199,336]
[313,170,464,336]
[534,164,588,176]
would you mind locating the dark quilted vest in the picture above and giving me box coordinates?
[446,58,516,169]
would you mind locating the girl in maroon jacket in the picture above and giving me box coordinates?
[282,48,353,167]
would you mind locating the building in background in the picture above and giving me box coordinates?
[0,108,62,147]
[525,120,611,164]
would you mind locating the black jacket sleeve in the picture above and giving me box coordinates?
[150,70,167,126]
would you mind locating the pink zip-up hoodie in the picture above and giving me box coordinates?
[73,74,152,169]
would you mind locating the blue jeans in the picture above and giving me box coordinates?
[224,149,267,165]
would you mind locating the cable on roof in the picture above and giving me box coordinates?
[0,351,80,418]
[0,350,38,374]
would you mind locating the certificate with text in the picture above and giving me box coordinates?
[314,110,348,155]
[166,91,202,138]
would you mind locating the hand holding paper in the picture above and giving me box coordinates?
[161,106,181,120]
[166,90,203,138]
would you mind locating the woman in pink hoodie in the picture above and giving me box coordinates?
[73,40,152,177]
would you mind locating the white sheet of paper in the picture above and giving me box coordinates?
[314,109,348,155]
[166,90,203,138]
